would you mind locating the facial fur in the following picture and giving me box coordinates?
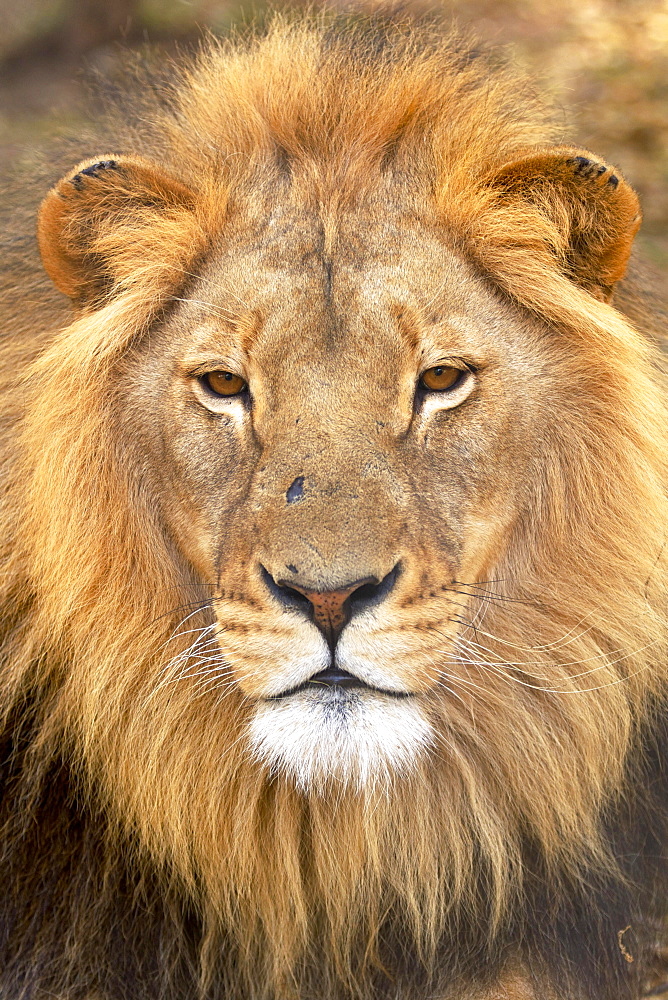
[120,210,559,792]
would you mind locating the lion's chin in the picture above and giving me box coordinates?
[248,688,433,791]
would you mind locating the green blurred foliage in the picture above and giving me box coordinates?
[0,0,666,268]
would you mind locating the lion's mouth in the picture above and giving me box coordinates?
[250,668,431,787]
[269,665,413,700]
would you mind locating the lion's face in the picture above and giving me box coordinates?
[119,200,550,788]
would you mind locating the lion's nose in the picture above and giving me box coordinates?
[262,565,399,646]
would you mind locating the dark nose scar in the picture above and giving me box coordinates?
[286,476,305,504]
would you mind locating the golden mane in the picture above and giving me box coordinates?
[1,13,667,1000]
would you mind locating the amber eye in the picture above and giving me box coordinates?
[202,371,247,397]
[420,365,465,392]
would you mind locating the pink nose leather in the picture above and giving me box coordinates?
[289,578,376,643]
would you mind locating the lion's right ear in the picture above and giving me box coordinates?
[488,148,641,301]
[38,156,198,305]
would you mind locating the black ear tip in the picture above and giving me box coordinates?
[79,160,119,178]
[69,160,120,191]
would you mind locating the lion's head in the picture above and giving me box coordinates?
[2,15,667,1000]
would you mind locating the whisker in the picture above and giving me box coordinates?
[444,639,659,694]
[450,611,598,652]
[451,582,540,608]
[453,631,629,679]
[146,591,218,626]
[157,621,219,666]
[169,296,240,318]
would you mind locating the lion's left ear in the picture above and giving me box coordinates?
[490,148,641,301]
[38,155,198,306]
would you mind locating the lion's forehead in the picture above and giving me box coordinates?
[190,207,510,372]
[212,204,461,309]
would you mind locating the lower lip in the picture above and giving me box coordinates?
[268,681,413,701]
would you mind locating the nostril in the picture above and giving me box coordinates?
[348,563,400,611]
[260,566,312,612]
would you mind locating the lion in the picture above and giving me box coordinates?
[0,12,667,1000]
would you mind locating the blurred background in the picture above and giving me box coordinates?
[0,0,666,270]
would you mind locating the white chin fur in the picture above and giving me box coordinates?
[248,689,433,791]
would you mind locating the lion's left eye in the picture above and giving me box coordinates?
[419,366,466,392]
[201,371,247,396]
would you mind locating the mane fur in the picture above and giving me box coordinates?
[1,12,667,999]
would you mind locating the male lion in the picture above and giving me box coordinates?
[0,13,666,1000]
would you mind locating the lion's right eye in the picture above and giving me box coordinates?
[201,371,247,397]
[420,365,465,392]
